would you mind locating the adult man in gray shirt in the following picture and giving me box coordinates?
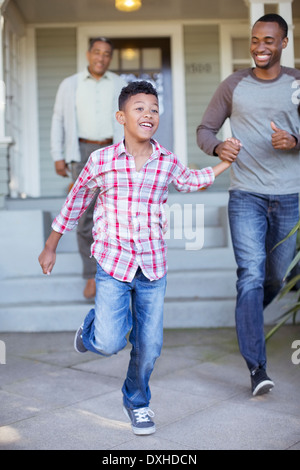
[51,37,126,299]
[197,14,300,396]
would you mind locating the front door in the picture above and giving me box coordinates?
[109,37,173,151]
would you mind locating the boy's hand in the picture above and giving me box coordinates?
[38,230,62,274]
[214,137,242,163]
[38,246,56,275]
[270,121,297,150]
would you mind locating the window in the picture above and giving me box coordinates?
[106,37,173,150]
[232,38,252,71]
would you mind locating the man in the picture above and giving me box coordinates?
[197,14,300,396]
[51,37,126,299]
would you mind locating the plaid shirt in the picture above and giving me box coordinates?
[52,139,215,281]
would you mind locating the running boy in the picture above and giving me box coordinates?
[38,81,231,436]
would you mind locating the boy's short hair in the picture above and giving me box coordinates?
[118,80,158,110]
[254,13,288,38]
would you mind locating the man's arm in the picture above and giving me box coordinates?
[51,80,68,176]
[197,71,246,158]
[196,80,232,156]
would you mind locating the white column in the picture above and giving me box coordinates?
[246,1,265,27]
[0,14,6,139]
[22,27,40,197]
[278,0,295,67]
[0,0,11,140]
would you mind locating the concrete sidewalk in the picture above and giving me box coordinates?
[0,325,300,451]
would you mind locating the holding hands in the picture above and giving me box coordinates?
[214,137,242,163]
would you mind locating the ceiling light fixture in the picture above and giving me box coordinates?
[115,0,142,12]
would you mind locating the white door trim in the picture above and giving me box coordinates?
[22,26,40,197]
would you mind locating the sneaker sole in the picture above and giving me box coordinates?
[252,379,274,396]
[123,406,156,435]
[74,325,87,354]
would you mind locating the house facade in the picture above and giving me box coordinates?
[0,0,299,331]
[0,0,299,203]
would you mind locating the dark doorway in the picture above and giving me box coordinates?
[109,37,173,150]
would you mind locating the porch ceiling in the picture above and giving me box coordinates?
[10,0,300,26]
[12,0,252,23]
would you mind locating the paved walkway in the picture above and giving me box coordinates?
[0,325,299,451]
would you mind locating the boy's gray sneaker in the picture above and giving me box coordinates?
[74,324,87,353]
[123,405,156,435]
[251,367,274,396]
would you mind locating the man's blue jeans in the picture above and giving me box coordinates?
[228,190,299,372]
[81,264,167,409]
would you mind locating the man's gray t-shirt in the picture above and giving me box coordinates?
[197,67,300,195]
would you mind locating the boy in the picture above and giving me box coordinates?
[39,81,231,435]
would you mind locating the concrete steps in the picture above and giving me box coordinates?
[1,192,240,331]
[0,268,237,331]
[0,269,237,305]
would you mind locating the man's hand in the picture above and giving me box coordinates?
[55,159,69,177]
[214,137,242,163]
[271,121,297,150]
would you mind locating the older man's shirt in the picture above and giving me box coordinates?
[76,69,121,141]
[52,139,215,281]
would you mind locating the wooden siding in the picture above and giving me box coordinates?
[184,25,230,190]
[36,28,77,197]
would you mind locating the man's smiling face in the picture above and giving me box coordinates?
[250,21,288,71]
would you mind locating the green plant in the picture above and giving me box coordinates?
[265,218,300,341]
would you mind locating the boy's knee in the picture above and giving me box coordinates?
[93,335,127,356]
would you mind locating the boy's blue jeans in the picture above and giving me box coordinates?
[228,190,299,372]
[81,264,167,409]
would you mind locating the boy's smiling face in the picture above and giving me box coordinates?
[116,93,159,142]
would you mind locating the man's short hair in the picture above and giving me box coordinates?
[89,37,114,52]
[254,13,288,38]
